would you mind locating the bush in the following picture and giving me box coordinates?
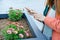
[8,8,23,21]
[1,24,25,40]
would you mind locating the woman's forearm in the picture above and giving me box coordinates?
[44,16,60,33]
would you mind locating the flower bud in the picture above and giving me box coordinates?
[19,34,24,38]
[24,31,29,37]
[13,31,18,34]
[25,32,29,37]
[9,28,14,31]
[7,30,12,34]
[20,25,24,28]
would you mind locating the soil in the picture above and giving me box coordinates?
[0,18,32,40]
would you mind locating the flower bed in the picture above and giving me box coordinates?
[0,8,33,40]
[0,7,47,40]
[0,18,32,40]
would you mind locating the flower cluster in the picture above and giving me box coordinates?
[2,23,31,40]
[8,7,23,21]
[7,28,18,34]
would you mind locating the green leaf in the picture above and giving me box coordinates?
[8,8,23,21]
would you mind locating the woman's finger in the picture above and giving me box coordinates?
[25,7,37,15]
[25,7,31,12]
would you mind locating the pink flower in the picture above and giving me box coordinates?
[19,34,24,38]
[26,32,29,37]
[7,30,12,34]
[9,28,14,31]
[24,31,29,37]
[20,25,24,28]
[16,25,20,27]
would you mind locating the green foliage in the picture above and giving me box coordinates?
[8,8,23,21]
[1,24,26,40]
[9,24,17,30]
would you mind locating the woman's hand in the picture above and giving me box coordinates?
[25,7,37,15]
[25,7,45,22]
[33,13,45,22]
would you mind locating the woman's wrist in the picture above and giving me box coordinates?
[40,16,46,23]
[39,15,46,22]
[43,16,46,21]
